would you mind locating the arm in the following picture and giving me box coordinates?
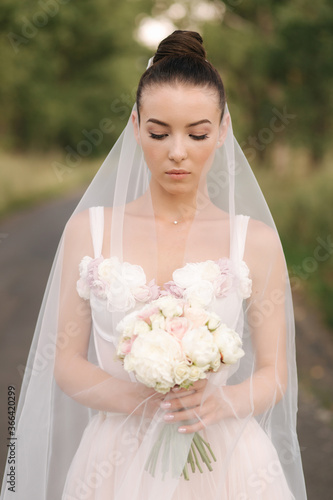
[54,211,162,415]
[161,222,289,432]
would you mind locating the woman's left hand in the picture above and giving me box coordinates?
[160,379,234,433]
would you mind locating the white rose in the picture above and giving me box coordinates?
[150,313,166,330]
[184,306,209,328]
[174,361,191,385]
[126,331,182,393]
[184,280,214,308]
[187,364,207,382]
[182,326,218,368]
[122,262,146,289]
[207,312,222,331]
[201,261,221,282]
[213,325,245,365]
[172,263,201,289]
[154,295,183,317]
[239,261,252,299]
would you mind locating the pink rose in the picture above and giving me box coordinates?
[183,306,209,328]
[165,317,189,340]
[119,336,137,356]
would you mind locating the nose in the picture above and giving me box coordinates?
[168,137,187,163]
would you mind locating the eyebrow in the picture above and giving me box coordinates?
[146,118,212,127]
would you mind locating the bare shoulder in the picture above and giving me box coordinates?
[64,208,91,236]
[246,218,282,253]
[245,217,285,273]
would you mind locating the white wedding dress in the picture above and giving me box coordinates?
[61,207,295,500]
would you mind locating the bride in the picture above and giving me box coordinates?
[0,31,307,499]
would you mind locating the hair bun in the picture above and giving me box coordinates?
[153,30,206,64]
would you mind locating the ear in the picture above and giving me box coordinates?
[216,112,230,148]
[131,110,141,145]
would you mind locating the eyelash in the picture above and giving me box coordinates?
[149,133,209,141]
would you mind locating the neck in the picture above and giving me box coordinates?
[147,178,209,223]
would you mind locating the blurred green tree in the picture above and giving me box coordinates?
[0,0,152,152]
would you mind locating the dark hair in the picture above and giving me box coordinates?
[136,30,226,122]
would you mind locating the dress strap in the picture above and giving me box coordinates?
[89,206,104,258]
[235,214,250,262]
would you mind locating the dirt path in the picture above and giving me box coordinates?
[0,196,332,498]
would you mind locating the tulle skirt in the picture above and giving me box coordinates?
[62,412,295,500]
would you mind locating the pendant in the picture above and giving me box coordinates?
[173,220,179,225]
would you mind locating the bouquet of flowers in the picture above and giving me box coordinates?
[116,295,244,480]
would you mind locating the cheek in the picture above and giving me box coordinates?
[193,143,216,165]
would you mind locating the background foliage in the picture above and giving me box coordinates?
[0,0,332,325]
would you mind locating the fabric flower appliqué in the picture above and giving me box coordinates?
[77,256,252,312]
[76,256,160,312]
[163,258,251,306]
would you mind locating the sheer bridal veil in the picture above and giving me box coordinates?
[1,31,306,500]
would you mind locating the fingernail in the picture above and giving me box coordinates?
[160,402,171,409]
[172,387,181,392]
[178,427,186,433]
[163,414,174,421]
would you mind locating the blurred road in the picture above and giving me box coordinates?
[0,195,332,498]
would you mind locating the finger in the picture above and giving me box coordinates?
[177,413,216,433]
[161,393,201,411]
[163,406,204,422]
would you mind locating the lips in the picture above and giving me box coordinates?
[166,169,190,175]
[166,169,191,180]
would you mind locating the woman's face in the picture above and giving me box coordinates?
[132,84,229,196]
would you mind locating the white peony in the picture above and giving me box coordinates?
[126,330,183,393]
[133,319,151,336]
[116,310,139,336]
[239,261,252,299]
[184,280,214,308]
[181,326,218,368]
[213,325,245,364]
[201,260,221,282]
[211,354,222,372]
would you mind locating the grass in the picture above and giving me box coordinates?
[0,151,101,218]
[254,146,333,328]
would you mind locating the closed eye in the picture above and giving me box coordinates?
[149,133,167,140]
[190,134,209,140]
